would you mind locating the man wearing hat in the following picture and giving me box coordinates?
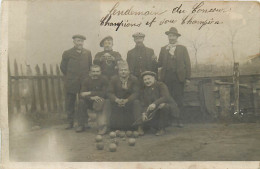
[94,36,122,79]
[127,32,158,79]
[76,65,109,134]
[139,71,180,136]
[158,27,191,127]
[60,34,92,130]
[107,61,141,132]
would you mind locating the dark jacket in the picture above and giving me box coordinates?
[108,75,139,103]
[158,45,191,82]
[141,81,171,107]
[141,81,180,117]
[127,45,158,78]
[80,75,108,99]
[94,50,122,79]
[60,47,92,94]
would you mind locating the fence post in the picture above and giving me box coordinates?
[233,62,239,113]
[56,64,63,113]
[27,64,36,113]
[43,63,51,112]
[35,64,44,111]
[14,59,21,113]
[50,64,58,112]
[8,58,13,114]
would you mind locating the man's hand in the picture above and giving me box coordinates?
[152,54,157,61]
[185,79,191,86]
[158,103,166,109]
[147,103,156,112]
[142,113,148,121]
[90,96,103,102]
[80,92,91,97]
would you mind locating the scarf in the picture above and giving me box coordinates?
[166,42,178,57]
[120,76,129,89]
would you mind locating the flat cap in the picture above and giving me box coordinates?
[72,34,86,40]
[132,32,145,38]
[141,71,156,78]
[100,36,113,47]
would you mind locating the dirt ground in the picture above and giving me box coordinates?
[9,122,260,162]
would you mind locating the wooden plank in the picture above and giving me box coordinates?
[233,62,240,113]
[219,85,231,118]
[14,59,21,113]
[8,58,13,115]
[27,65,36,113]
[43,63,51,112]
[25,64,33,113]
[50,64,58,111]
[19,63,27,114]
[35,64,44,111]
[56,64,63,113]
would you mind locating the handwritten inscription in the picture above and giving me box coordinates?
[100,2,231,31]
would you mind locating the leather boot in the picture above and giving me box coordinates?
[76,126,85,133]
[98,126,107,135]
[65,122,74,130]
[155,128,166,136]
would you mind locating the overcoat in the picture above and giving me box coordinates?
[158,45,191,82]
[60,47,92,94]
[127,45,158,78]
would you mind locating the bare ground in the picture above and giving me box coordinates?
[9,122,260,162]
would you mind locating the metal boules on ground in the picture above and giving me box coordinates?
[109,143,117,152]
[119,131,126,138]
[109,131,116,138]
[96,142,104,150]
[126,131,133,137]
[128,138,136,146]
[133,131,139,138]
[95,135,103,142]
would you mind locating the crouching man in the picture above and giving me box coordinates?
[77,65,109,134]
[108,61,142,132]
[140,71,180,136]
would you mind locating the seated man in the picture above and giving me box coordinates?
[77,65,109,134]
[108,61,141,131]
[140,71,180,136]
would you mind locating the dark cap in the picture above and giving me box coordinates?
[165,27,181,36]
[72,34,86,40]
[141,71,156,78]
[100,36,113,47]
[132,32,145,38]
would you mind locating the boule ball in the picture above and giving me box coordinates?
[109,143,117,152]
[109,132,116,138]
[119,131,126,138]
[128,138,136,146]
[133,131,139,138]
[115,130,120,137]
[126,131,133,137]
[96,142,104,150]
[95,135,103,142]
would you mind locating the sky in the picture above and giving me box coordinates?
[6,0,260,73]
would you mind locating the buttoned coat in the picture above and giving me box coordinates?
[158,45,191,82]
[60,47,92,94]
[127,45,158,78]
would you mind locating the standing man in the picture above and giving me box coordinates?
[107,61,142,132]
[158,27,191,127]
[60,34,92,130]
[77,65,109,134]
[94,36,122,79]
[127,32,158,79]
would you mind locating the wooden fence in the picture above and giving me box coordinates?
[8,59,66,115]
[8,59,260,121]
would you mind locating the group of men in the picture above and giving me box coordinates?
[60,27,191,136]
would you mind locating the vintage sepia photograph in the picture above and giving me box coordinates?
[1,0,260,166]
